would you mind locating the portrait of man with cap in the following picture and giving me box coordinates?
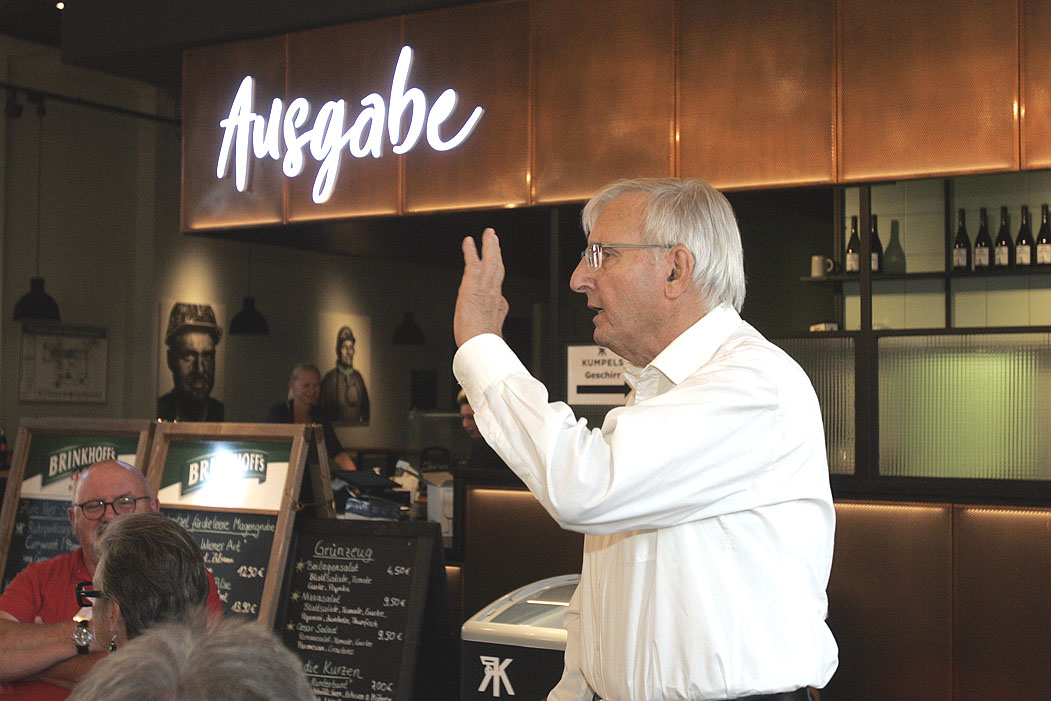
[319,324,370,425]
[156,302,224,422]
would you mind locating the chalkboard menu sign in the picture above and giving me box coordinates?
[2,498,79,590]
[146,422,310,626]
[0,418,151,588]
[162,507,278,618]
[275,519,453,701]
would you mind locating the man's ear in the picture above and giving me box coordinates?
[664,246,694,298]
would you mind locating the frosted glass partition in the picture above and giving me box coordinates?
[775,337,855,475]
[879,332,1051,480]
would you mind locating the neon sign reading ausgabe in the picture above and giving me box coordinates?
[216,45,485,204]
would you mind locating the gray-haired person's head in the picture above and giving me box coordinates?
[287,362,321,401]
[582,178,746,312]
[94,513,209,638]
[69,618,315,701]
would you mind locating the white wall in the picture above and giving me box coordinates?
[1,38,523,452]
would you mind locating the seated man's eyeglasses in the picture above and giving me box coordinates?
[76,581,102,608]
[580,242,673,270]
[74,495,150,520]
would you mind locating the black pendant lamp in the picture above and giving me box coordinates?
[228,247,268,335]
[392,311,425,345]
[229,296,269,335]
[13,94,60,322]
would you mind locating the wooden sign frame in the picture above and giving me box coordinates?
[306,426,336,518]
[145,422,311,627]
[0,418,153,587]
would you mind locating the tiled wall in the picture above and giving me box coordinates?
[842,172,1051,330]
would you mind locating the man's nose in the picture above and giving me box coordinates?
[569,256,592,294]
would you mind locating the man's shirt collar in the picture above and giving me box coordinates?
[623,304,742,388]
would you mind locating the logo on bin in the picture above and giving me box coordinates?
[478,656,514,696]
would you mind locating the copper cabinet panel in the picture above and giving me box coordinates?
[463,487,583,629]
[1021,0,1051,168]
[404,2,529,212]
[953,506,1051,697]
[532,0,676,204]
[840,0,1018,182]
[679,0,835,189]
[182,37,286,231]
[825,502,953,700]
[286,19,402,221]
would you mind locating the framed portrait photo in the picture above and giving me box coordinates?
[316,312,371,426]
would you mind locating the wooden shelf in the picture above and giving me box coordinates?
[801,266,1051,283]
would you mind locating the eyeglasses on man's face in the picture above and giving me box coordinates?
[74,495,150,521]
[76,580,103,607]
[580,242,673,271]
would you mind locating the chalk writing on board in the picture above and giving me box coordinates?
[3,498,76,590]
[162,508,277,619]
[279,529,426,701]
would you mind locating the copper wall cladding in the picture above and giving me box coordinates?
[183,1,1045,231]
[826,502,953,699]
[839,0,1018,182]
[531,0,676,204]
[285,19,402,221]
[952,506,1051,696]
[1021,0,1051,169]
[403,2,529,213]
[462,487,583,630]
[182,36,286,231]
[679,0,835,189]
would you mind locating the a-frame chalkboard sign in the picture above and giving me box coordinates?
[145,421,312,627]
[275,518,455,701]
[0,418,153,590]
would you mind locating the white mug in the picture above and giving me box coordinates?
[810,255,836,278]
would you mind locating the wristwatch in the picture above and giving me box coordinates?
[71,619,93,654]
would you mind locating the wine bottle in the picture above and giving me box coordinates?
[974,207,993,269]
[1016,205,1034,266]
[994,206,1013,267]
[952,208,971,271]
[1037,204,1051,265]
[884,219,906,273]
[870,214,883,272]
[845,216,860,273]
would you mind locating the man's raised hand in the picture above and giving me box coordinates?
[454,227,510,347]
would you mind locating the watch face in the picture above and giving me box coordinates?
[72,622,94,647]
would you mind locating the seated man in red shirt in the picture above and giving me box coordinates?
[0,459,222,698]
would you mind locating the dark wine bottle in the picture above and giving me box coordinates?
[1037,204,1051,266]
[952,208,971,271]
[869,214,883,273]
[845,216,860,273]
[994,206,1013,267]
[973,207,993,269]
[884,219,906,273]
[1016,205,1034,266]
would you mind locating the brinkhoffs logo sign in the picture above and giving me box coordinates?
[180,450,269,495]
[44,443,119,486]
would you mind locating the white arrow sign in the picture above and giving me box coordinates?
[566,345,630,406]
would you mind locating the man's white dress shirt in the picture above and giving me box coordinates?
[453,305,838,700]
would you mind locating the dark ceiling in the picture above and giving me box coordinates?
[0,0,61,47]
[2,0,494,89]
